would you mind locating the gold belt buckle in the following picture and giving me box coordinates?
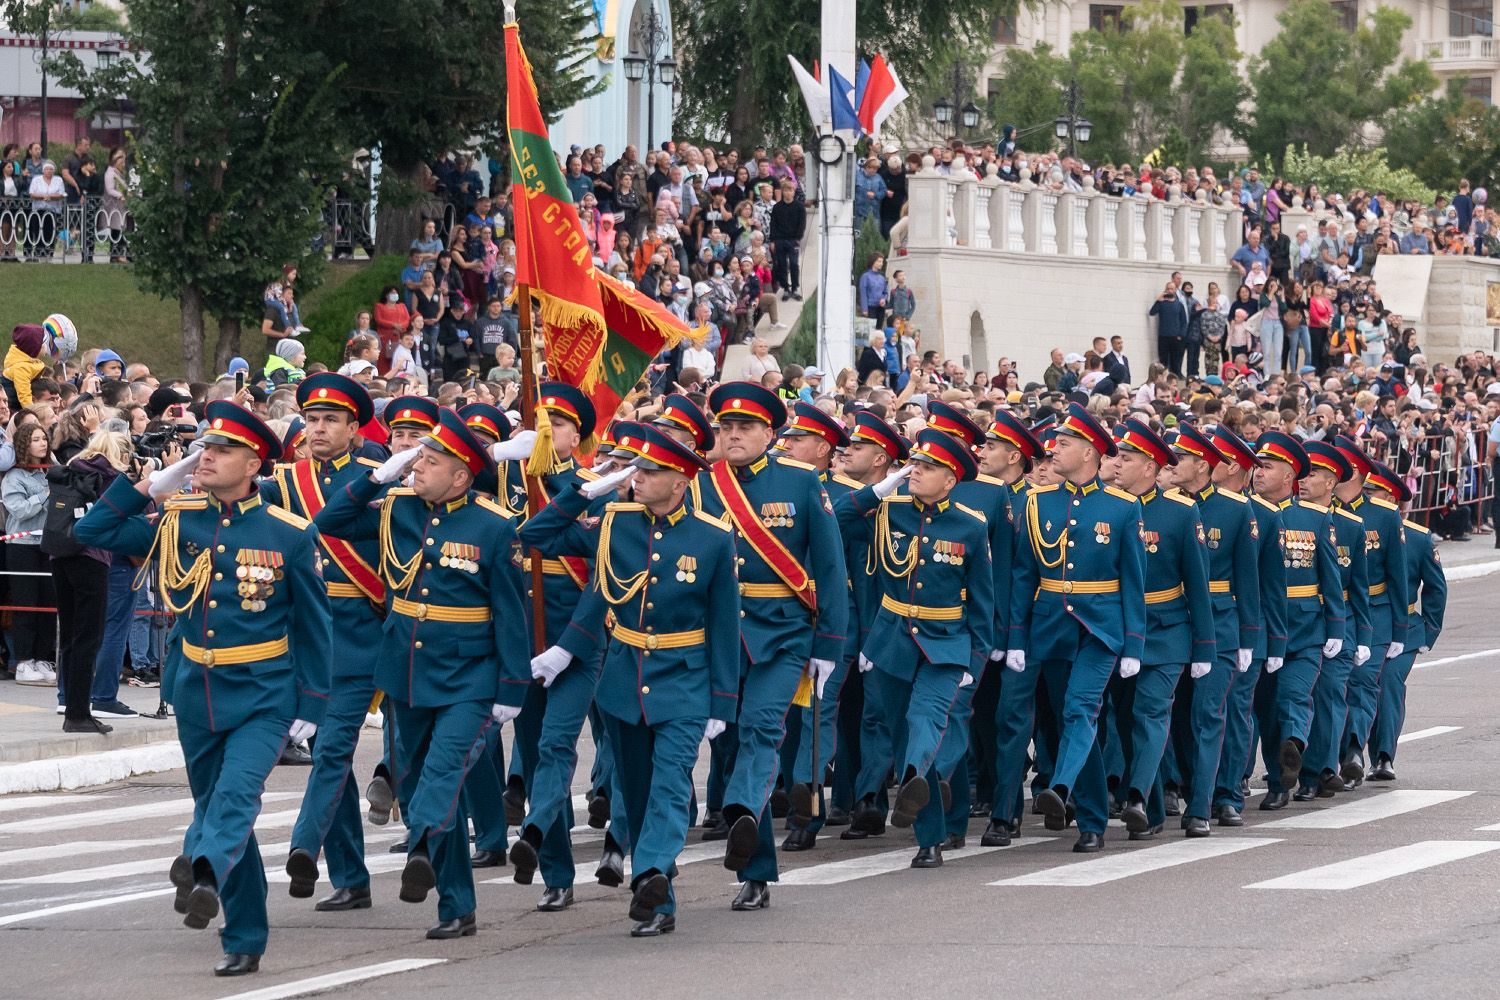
[202,649,216,667]
[1062,581,1074,594]
[645,633,659,650]
[415,603,428,621]
[906,603,919,617]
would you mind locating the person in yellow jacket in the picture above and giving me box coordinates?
[4,324,48,408]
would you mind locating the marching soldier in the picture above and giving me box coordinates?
[260,373,387,913]
[1331,436,1409,785]
[697,381,847,912]
[1010,404,1147,853]
[520,424,741,936]
[77,401,332,977]
[1366,459,1446,779]
[1162,424,1259,836]
[1106,419,1214,840]
[850,428,994,867]
[1298,442,1370,800]
[1249,431,1345,810]
[315,408,530,939]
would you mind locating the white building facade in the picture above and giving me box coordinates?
[550,0,676,159]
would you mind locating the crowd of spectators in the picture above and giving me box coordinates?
[0,137,133,263]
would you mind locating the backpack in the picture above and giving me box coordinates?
[41,462,108,558]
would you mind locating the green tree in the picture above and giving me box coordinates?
[984,45,1067,154]
[1242,0,1435,164]
[1384,79,1500,194]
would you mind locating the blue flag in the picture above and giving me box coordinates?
[854,58,871,113]
[829,65,862,135]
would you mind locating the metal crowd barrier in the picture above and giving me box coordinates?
[1364,429,1494,535]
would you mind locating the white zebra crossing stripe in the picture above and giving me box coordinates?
[0,838,176,868]
[0,791,301,836]
[1256,790,1473,830]
[478,840,722,886]
[991,838,1280,887]
[779,841,1048,886]
[1398,726,1462,743]
[0,887,176,927]
[1246,840,1500,890]
[200,958,447,1000]
[0,795,117,815]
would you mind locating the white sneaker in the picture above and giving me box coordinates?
[55,704,65,715]
[770,322,788,329]
[36,661,57,682]
[14,661,48,686]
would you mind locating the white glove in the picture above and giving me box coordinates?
[704,719,726,742]
[1118,657,1141,679]
[147,451,201,498]
[858,653,874,673]
[1322,638,1343,659]
[490,429,539,462]
[1418,645,1430,654]
[1190,661,1211,679]
[581,464,636,499]
[1236,648,1252,672]
[590,455,615,473]
[288,719,317,743]
[1006,649,1026,673]
[1387,642,1404,660]
[872,464,913,499]
[988,649,1004,662]
[491,703,521,725]
[960,672,974,688]
[807,658,836,699]
[1355,645,1371,666]
[372,446,422,484]
[1266,656,1284,674]
[530,645,571,688]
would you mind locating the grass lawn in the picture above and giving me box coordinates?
[0,261,370,378]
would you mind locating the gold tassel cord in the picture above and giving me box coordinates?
[868,503,918,579]
[379,498,422,596]
[1026,495,1067,570]
[595,510,649,606]
[139,510,214,616]
[526,415,560,480]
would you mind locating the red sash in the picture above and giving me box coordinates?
[290,460,386,604]
[709,460,817,613]
[534,474,591,590]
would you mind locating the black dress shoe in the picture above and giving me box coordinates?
[1318,770,1343,796]
[731,879,770,911]
[781,827,816,852]
[388,838,408,854]
[1073,832,1104,853]
[1370,758,1396,781]
[942,834,966,850]
[1259,790,1290,811]
[723,814,760,871]
[1239,778,1252,799]
[700,812,730,841]
[1120,802,1150,834]
[825,806,851,827]
[1184,816,1211,838]
[970,800,992,818]
[502,787,526,827]
[587,793,611,830]
[62,717,112,735]
[596,847,625,887]
[892,776,930,828]
[1036,788,1068,831]
[770,787,789,819]
[980,820,1015,847]
[169,854,192,914]
[183,882,220,930]
[911,845,944,869]
[366,775,394,826]
[1128,823,1163,841]
[537,887,574,912]
[1339,756,1365,783]
[1278,739,1303,789]
[315,886,372,911]
[631,912,676,937]
[788,783,814,824]
[278,742,313,766]
[399,851,436,904]
[213,953,259,977]
[470,849,506,868]
[849,800,887,836]
[1108,799,1123,819]
[510,838,539,885]
[426,913,476,939]
[285,847,318,899]
[1163,789,1182,817]
[1216,805,1244,827]
[939,780,952,814]
[629,872,670,921]
[1293,786,1318,803]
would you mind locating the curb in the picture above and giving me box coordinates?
[1443,558,1500,582]
[0,740,184,795]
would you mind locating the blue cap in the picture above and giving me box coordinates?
[784,401,851,449]
[1304,440,1353,482]
[459,402,512,444]
[226,356,250,376]
[1203,374,1224,386]
[297,372,375,426]
[926,399,984,449]
[94,348,123,375]
[201,400,283,475]
[537,381,599,438]
[709,381,788,430]
[1255,430,1312,480]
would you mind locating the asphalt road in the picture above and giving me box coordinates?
[1,577,1497,1000]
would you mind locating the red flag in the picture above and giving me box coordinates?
[590,275,690,425]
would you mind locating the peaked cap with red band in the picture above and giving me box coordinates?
[1332,434,1373,480]
[1365,458,1412,503]
[607,420,651,460]
[201,400,283,475]
[385,396,440,432]
[926,399,984,449]
[653,393,715,452]
[630,424,711,477]
[296,372,374,426]
[784,401,851,449]
[459,402,513,445]
[1056,402,1117,457]
[1114,417,1175,467]
[851,410,909,462]
[708,381,788,430]
[1171,423,1225,466]
[1208,425,1262,471]
[985,409,1043,468]
[909,427,979,481]
[1304,440,1353,482]
[537,381,598,437]
[1255,430,1312,480]
[422,407,496,478]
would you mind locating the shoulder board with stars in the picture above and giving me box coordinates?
[267,506,312,530]
[953,501,987,523]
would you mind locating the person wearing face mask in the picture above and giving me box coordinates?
[375,285,412,353]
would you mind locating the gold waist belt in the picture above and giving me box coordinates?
[740,582,805,598]
[1208,580,1231,593]
[1369,582,1387,596]
[880,594,964,620]
[612,624,705,650]
[1286,584,1320,599]
[524,558,578,576]
[1038,578,1120,595]
[1145,584,1185,605]
[182,636,289,668]
[390,597,492,623]
[325,582,365,599]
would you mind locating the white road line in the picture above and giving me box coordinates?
[1399,725,1462,743]
[779,841,1048,886]
[0,838,177,871]
[213,959,447,1000]
[0,791,300,836]
[266,853,408,884]
[1246,840,1500,890]
[1473,822,1500,831]
[0,795,116,815]
[991,837,1279,887]
[1257,790,1473,830]
[1414,648,1500,671]
[0,887,175,926]
[479,839,723,886]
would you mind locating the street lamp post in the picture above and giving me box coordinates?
[621,6,676,153]
[931,97,983,140]
[1052,79,1093,159]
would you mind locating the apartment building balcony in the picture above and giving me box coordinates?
[1415,36,1500,74]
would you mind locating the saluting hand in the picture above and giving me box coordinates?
[872,464,912,499]
[490,429,538,463]
[582,463,636,499]
[147,450,201,498]
[372,446,422,484]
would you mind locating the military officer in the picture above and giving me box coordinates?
[1297,441,1370,800]
[1160,423,1259,836]
[77,401,332,977]
[1010,404,1147,853]
[1249,431,1345,810]
[460,402,512,499]
[842,428,993,867]
[1331,436,1409,785]
[1206,425,1287,825]
[1366,459,1446,779]
[315,408,530,939]
[696,381,847,912]
[1106,419,1214,840]
[654,392,715,458]
[521,424,742,936]
[255,374,387,913]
